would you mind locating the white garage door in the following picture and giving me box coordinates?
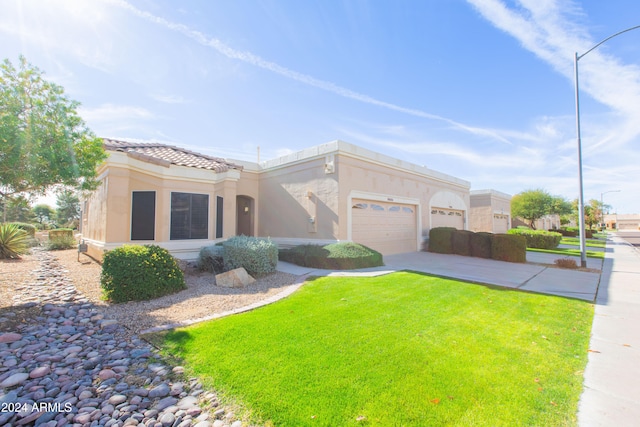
[493,214,509,234]
[431,208,465,229]
[351,199,417,255]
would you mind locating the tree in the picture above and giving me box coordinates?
[55,189,80,229]
[33,203,55,226]
[4,194,35,223]
[0,56,107,203]
[511,189,570,229]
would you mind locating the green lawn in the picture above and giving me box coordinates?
[158,272,593,426]
[560,238,606,248]
[527,247,605,259]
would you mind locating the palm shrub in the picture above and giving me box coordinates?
[101,244,186,303]
[0,223,30,259]
[9,222,36,237]
[223,236,278,276]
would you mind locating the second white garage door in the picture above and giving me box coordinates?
[351,199,418,255]
[430,208,465,229]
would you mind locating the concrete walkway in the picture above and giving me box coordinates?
[578,235,640,426]
[278,247,603,301]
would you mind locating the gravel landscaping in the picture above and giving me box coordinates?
[2,248,300,337]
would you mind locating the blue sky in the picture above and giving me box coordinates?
[2,0,640,214]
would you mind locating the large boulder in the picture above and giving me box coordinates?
[215,267,256,288]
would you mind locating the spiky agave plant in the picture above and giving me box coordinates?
[0,223,29,259]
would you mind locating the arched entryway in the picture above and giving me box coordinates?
[236,196,255,236]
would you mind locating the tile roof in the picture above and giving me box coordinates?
[103,139,243,173]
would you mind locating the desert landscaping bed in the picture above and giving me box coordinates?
[1,248,300,336]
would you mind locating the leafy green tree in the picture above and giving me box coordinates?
[33,203,55,226]
[55,189,80,229]
[0,56,107,202]
[4,194,35,223]
[511,189,571,229]
[511,189,552,229]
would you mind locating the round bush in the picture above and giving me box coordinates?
[280,242,383,270]
[223,236,278,276]
[101,244,186,303]
[198,244,225,274]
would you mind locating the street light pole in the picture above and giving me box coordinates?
[601,190,621,229]
[574,24,640,268]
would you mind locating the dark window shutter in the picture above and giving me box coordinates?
[216,196,223,238]
[131,191,155,240]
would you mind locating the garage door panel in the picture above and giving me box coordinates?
[431,208,464,229]
[352,199,417,255]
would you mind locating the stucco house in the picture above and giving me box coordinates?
[80,139,473,260]
[469,189,511,234]
[604,213,640,230]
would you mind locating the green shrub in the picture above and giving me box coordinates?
[508,229,562,249]
[491,234,526,263]
[46,234,77,251]
[223,236,278,276]
[280,242,383,270]
[452,230,474,256]
[470,232,492,258]
[562,227,593,238]
[428,227,456,254]
[101,244,186,303]
[0,223,30,259]
[9,222,36,237]
[279,244,324,266]
[198,245,225,273]
[48,228,73,239]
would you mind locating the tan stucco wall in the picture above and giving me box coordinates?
[469,190,511,233]
[83,140,477,258]
[81,152,241,259]
[258,156,339,240]
[256,141,471,249]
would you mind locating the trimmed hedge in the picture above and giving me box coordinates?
[428,227,457,254]
[279,242,383,270]
[49,228,74,239]
[101,244,186,303]
[508,229,562,249]
[452,230,474,256]
[560,227,593,239]
[470,232,492,259]
[491,234,526,263]
[223,236,278,277]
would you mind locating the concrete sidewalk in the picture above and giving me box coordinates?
[278,248,602,301]
[578,235,640,426]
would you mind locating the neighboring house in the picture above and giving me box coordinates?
[604,213,640,230]
[469,190,511,234]
[511,214,561,231]
[81,139,473,260]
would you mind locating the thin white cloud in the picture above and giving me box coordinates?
[102,0,511,144]
[150,94,189,104]
[466,0,640,125]
[79,103,155,123]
